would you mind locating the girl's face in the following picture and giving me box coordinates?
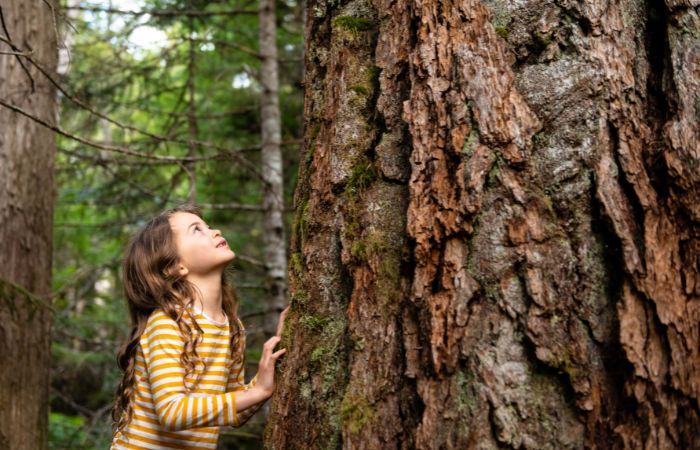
[169,211,236,276]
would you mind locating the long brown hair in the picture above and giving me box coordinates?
[111,204,243,435]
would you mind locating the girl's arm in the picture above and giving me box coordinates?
[226,318,265,426]
[141,310,268,431]
[226,306,289,426]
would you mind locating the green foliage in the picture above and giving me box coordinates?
[49,412,87,449]
[48,411,113,450]
[50,0,304,448]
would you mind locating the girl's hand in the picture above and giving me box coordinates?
[276,305,290,336]
[255,335,286,398]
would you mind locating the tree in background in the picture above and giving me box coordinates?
[0,1,59,449]
[259,0,288,339]
[0,0,302,448]
[268,0,699,448]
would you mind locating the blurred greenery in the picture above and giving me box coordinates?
[51,0,303,448]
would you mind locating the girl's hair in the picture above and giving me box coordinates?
[111,204,243,436]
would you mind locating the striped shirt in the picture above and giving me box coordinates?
[111,307,262,449]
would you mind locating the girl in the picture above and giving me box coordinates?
[111,204,289,449]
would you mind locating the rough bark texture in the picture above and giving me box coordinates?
[0,1,58,449]
[265,0,700,448]
[259,0,288,340]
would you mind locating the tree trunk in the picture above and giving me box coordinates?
[0,1,58,449]
[259,0,288,339]
[266,0,699,448]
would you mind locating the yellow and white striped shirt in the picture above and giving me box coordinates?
[111,307,261,449]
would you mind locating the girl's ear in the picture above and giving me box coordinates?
[163,264,187,278]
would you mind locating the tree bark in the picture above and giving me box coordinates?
[266,0,700,448]
[0,1,58,449]
[259,0,288,339]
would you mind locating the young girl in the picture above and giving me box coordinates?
[111,204,289,449]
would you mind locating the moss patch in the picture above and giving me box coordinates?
[461,127,479,158]
[455,369,479,415]
[290,252,303,278]
[278,313,295,355]
[495,26,509,41]
[332,15,378,33]
[308,317,348,397]
[346,159,377,198]
[0,277,54,321]
[534,30,553,47]
[290,289,308,308]
[341,392,375,434]
[483,283,498,301]
[292,201,311,248]
[299,314,330,332]
[350,84,369,96]
[486,156,502,188]
[350,239,368,261]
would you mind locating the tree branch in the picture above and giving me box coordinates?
[199,202,265,211]
[0,98,280,163]
[3,46,269,178]
[65,5,257,17]
[0,12,35,92]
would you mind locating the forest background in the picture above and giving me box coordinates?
[46,0,303,448]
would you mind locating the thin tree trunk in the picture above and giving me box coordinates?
[186,16,198,203]
[267,0,699,449]
[259,0,288,340]
[0,1,58,449]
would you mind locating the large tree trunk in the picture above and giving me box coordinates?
[259,0,288,340]
[266,0,700,448]
[0,1,58,449]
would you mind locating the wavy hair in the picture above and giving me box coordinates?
[111,204,243,436]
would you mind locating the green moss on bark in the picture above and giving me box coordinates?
[346,159,377,198]
[341,392,375,434]
[332,16,377,33]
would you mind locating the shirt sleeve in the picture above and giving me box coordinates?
[142,310,241,431]
[226,317,265,426]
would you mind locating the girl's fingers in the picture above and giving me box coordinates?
[276,306,290,336]
[260,336,283,361]
[272,348,286,359]
[264,336,282,348]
